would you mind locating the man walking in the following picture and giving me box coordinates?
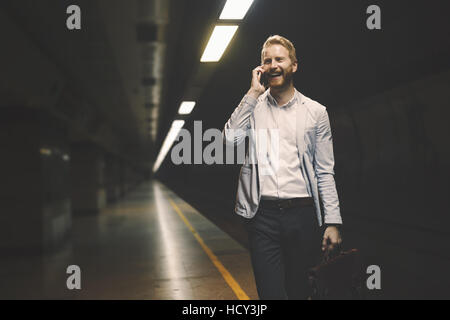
[223,35,343,299]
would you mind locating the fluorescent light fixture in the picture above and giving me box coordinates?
[153,120,185,173]
[219,0,254,20]
[200,25,238,62]
[178,101,196,115]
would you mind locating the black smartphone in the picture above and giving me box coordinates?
[259,71,268,87]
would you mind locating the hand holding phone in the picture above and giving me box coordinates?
[247,66,267,99]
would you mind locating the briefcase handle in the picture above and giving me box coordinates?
[321,245,343,264]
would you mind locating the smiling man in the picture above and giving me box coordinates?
[223,35,343,299]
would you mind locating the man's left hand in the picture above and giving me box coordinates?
[322,226,342,252]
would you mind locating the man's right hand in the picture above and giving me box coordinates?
[247,66,267,99]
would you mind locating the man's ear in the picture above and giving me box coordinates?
[292,61,298,73]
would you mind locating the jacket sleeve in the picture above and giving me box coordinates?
[222,95,257,146]
[314,108,343,224]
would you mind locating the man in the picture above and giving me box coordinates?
[222,35,343,299]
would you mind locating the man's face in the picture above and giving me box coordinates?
[262,44,297,89]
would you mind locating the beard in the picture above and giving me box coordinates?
[268,69,294,89]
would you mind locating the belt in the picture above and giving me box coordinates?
[259,197,314,211]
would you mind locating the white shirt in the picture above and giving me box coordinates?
[259,89,311,199]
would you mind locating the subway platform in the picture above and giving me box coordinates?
[0,181,258,300]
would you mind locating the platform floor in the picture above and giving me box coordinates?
[0,181,258,299]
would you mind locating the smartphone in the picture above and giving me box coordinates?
[259,71,268,87]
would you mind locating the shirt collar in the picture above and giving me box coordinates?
[267,89,298,108]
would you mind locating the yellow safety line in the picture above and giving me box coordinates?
[168,199,250,300]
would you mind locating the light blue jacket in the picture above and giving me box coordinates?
[223,89,342,226]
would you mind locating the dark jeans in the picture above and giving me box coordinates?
[243,204,321,300]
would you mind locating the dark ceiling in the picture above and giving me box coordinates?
[1,0,449,170]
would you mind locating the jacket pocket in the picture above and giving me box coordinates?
[235,166,252,215]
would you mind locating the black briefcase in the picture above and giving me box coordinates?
[308,248,365,300]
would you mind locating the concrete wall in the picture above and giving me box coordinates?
[0,108,71,254]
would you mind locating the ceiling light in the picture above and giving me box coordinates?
[153,120,185,173]
[200,25,238,62]
[219,0,254,20]
[178,101,196,115]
